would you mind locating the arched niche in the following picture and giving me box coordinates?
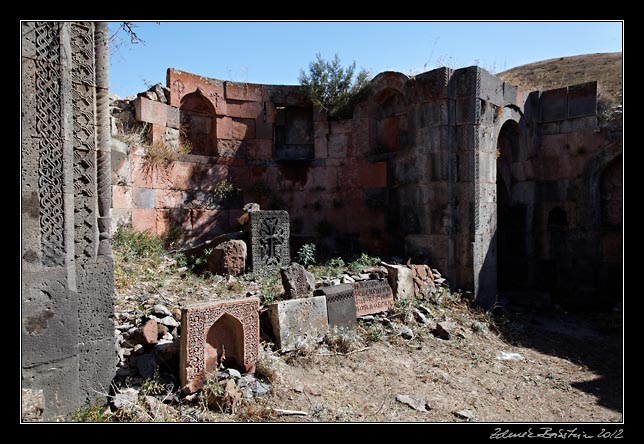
[496,119,526,292]
[204,313,245,373]
[600,156,622,230]
[180,89,217,156]
[373,88,407,152]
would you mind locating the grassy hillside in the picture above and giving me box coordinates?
[497,52,622,106]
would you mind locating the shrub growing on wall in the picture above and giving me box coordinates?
[299,53,370,119]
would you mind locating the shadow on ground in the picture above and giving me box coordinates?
[492,302,623,414]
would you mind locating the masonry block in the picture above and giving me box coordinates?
[567,82,597,119]
[111,185,132,209]
[359,162,387,188]
[266,296,328,352]
[180,298,260,393]
[224,81,263,102]
[132,208,156,233]
[132,187,156,209]
[540,87,567,122]
[134,96,168,126]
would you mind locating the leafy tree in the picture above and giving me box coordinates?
[299,53,370,119]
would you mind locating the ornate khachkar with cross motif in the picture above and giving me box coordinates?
[246,210,291,272]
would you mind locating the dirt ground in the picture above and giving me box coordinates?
[248,307,622,423]
[111,248,622,424]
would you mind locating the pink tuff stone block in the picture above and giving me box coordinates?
[111,185,132,209]
[134,97,168,126]
[132,208,156,234]
[180,298,260,393]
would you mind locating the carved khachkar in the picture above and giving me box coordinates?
[34,22,65,266]
[247,210,291,272]
[180,299,260,393]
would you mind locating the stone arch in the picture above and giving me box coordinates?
[204,313,245,373]
[180,88,217,156]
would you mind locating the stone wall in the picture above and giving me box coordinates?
[21,21,115,420]
[111,65,621,310]
[502,82,623,309]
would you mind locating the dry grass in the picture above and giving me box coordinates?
[496,52,622,104]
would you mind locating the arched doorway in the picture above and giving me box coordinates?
[204,313,245,373]
[599,156,622,307]
[496,120,526,295]
[180,90,217,156]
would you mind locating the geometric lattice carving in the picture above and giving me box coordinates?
[180,298,260,394]
[35,22,65,266]
[71,22,97,260]
[247,210,290,272]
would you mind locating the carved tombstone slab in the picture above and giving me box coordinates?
[207,239,247,276]
[247,210,290,272]
[352,279,395,316]
[265,296,328,352]
[315,284,357,330]
[180,298,259,394]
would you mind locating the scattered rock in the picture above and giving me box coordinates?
[433,321,456,340]
[150,315,180,328]
[396,394,431,412]
[252,380,271,397]
[135,319,158,347]
[340,274,355,284]
[138,90,157,101]
[224,368,242,379]
[454,409,476,420]
[237,202,260,226]
[157,323,169,337]
[238,375,256,388]
[152,304,172,317]
[412,308,430,325]
[280,262,316,299]
[151,83,169,103]
[112,388,139,409]
[208,240,247,276]
[382,262,415,300]
[144,395,176,420]
[159,332,174,343]
[397,324,414,339]
[495,351,523,361]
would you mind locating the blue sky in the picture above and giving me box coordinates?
[108,21,623,98]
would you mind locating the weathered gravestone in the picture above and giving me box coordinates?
[207,239,247,276]
[246,210,290,272]
[180,298,260,394]
[352,279,395,316]
[280,262,315,299]
[315,284,357,330]
[265,296,328,352]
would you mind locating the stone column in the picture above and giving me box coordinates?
[95,21,112,257]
